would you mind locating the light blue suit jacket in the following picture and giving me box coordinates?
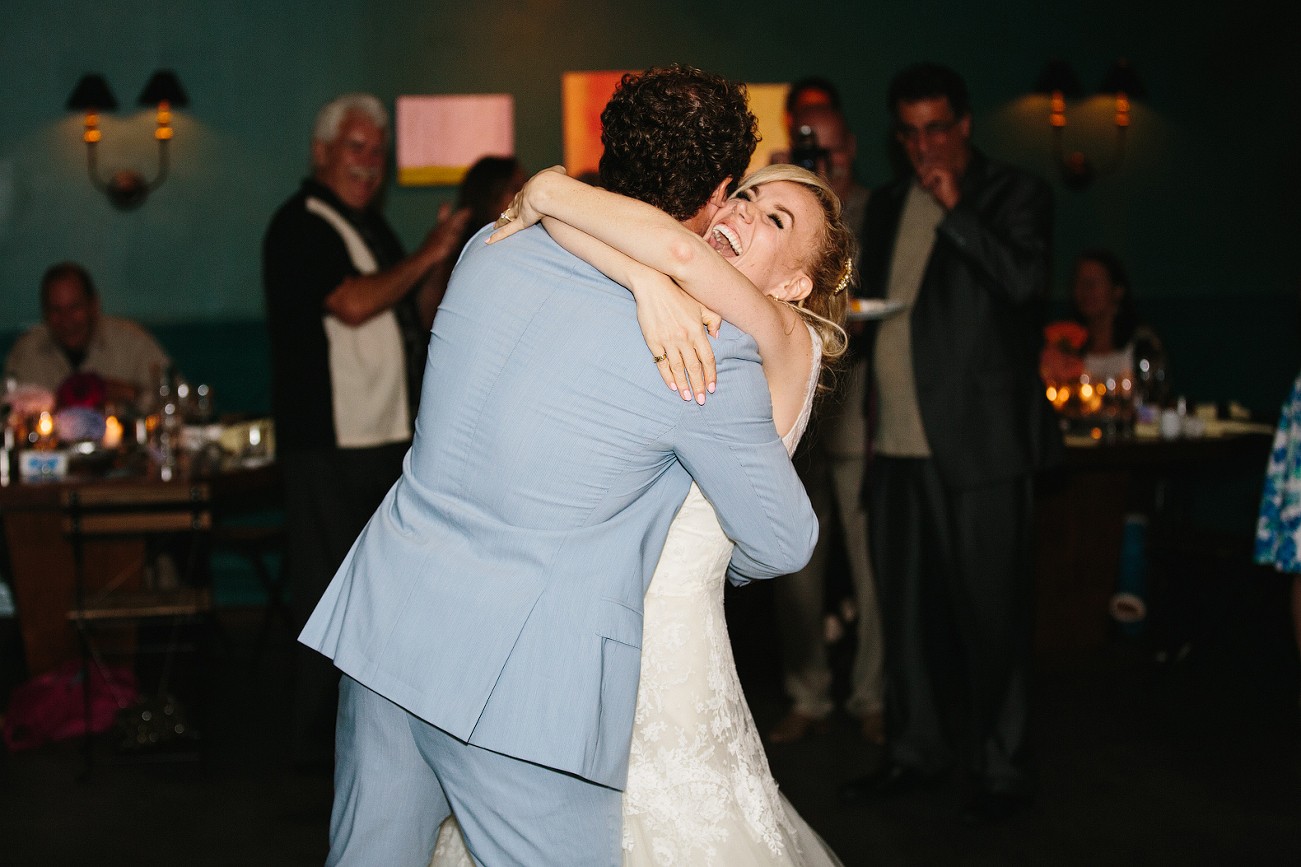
[300,224,817,790]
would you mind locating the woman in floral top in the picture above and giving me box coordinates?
[1255,370,1301,708]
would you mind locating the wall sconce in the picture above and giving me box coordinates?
[1032,59,1146,191]
[65,70,189,210]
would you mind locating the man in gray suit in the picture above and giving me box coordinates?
[300,66,819,867]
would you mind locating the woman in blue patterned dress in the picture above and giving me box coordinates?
[1255,370,1301,708]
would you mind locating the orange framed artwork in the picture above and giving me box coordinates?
[562,72,793,180]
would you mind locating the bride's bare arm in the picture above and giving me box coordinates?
[491,169,810,402]
[540,216,719,403]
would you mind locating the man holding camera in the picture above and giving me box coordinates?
[769,91,885,748]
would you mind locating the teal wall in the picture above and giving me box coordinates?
[1,1,1296,359]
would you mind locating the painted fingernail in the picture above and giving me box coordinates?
[707,383,716,393]
[696,393,705,405]
[681,389,691,400]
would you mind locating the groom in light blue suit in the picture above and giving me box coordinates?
[300,66,818,867]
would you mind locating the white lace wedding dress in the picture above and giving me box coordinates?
[431,325,841,867]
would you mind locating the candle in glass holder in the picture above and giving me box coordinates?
[35,411,55,448]
[103,415,123,449]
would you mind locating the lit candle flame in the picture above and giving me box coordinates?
[36,411,53,437]
[103,415,123,449]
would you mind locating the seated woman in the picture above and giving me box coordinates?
[430,164,854,867]
[1067,248,1162,391]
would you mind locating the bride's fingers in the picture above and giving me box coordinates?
[653,350,677,392]
[489,186,536,239]
[691,332,717,397]
[486,218,525,244]
[685,351,708,405]
[701,306,722,338]
[668,349,692,402]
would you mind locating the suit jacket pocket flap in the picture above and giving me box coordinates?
[595,597,643,649]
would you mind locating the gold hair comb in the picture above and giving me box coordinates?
[833,259,854,296]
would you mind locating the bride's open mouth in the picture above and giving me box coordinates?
[709,223,743,258]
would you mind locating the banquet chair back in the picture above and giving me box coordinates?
[61,483,214,767]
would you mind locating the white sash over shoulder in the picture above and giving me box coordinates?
[307,195,410,449]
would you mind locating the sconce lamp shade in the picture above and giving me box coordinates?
[1098,59,1147,98]
[1032,61,1084,98]
[137,70,188,108]
[66,74,119,112]
[65,70,187,209]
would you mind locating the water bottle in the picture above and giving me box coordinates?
[1133,333,1168,409]
[156,365,180,480]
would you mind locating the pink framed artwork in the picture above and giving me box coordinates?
[396,94,515,187]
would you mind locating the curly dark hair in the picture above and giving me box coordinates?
[599,65,759,222]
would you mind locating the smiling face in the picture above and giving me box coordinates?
[705,180,823,302]
[313,111,386,210]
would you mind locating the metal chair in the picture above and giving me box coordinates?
[63,482,213,767]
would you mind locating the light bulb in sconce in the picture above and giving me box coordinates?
[65,69,189,210]
[1031,58,1146,191]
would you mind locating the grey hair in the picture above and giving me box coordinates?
[313,93,389,144]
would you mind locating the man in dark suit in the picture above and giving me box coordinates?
[840,63,1060,821]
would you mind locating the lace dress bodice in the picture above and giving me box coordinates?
[620,325,837,866]
[639,330,818,601]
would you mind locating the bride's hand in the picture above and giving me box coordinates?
[487,166,568,243]
[633,273,720,404]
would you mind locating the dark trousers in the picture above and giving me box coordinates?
[870,456,1034,793]
[282,441,408,764]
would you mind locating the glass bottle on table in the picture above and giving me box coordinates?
[153,364,181,480]
[192,383,213,424]
[1133,334,1168,423]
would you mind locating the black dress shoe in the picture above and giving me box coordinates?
[962,789,1031,824]
[838,763,942,804]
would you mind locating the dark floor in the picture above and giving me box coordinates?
[2,564,1299,867]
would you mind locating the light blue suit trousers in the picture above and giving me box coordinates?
[330,675,621,867]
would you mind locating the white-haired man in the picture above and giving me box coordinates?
[262,92,468,768]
